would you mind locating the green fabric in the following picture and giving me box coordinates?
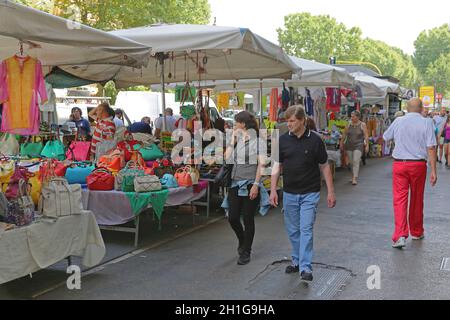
[20,142,44,158]
[45,67,99,89]
[262,96,268,113]
[125,190,170,230]
[237,92,245,108]
[180,104,196,120]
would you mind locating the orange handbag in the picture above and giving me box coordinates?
[130,150,146,168]
[98,149,125,173]
[174,167,193,187]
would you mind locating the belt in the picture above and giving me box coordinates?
[394,159,427,163]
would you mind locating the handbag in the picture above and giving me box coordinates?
[95,139,117,162]
[66,140,91,161]
[5,180,35,227]
[98,148,125,172]
[41,139,66,161]
[115,161,145,191]
[214,164,233,188]
[65,162,95,185]
[4,166,33,199]
[160,174,178,189]
[134,175,162,193]
[0,158,15,184]
[87,168,115,191]
[133,143,164,161]
[28,173,42,206]
[174,167,193,187]
[39,177,82,218]
[185,165,200,185]
[0,133,19,156]
[20,138,44,158]
[39,159,67,184]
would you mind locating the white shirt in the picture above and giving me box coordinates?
[113,117,124,128]
[155,115,177,132]
[433,115,447,131]
[383,112,437,160]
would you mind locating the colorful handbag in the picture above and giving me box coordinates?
[0,158,15,184]
[4,166,33,199]
[185,165,200,185]
[20,138,44,158]
[174,167,193,187]
[39,159,67,184]
[5,179,34,227]
[65,162,95,185]
[160,174,178,189]
[87,168,115,191]
[98,148,125,173]
[134,175,162,193]
[28,173,42,206]
[0,133,19,156]
[41,139,66,161]
[133,143,164,161]
[115,161,145,192]
[66,140,91,161]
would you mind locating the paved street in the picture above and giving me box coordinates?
[4,157,446,300]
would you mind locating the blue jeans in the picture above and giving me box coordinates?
[283,192,320,273]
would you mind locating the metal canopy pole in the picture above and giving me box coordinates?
[156,53,169,131]
[260,80,263,125]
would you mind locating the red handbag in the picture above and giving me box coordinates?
[39,159,67,183]
[117,140,140,161]
[4,166,33,199]
[86,168,115,191]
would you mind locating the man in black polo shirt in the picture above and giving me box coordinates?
[270,105,336,282]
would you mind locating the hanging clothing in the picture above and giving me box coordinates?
[269,88,278,122]
[39,82,57,125]
[304,88,314,116]
[0,56,47,134]
[216,93,229,112]
[326,88,341,112]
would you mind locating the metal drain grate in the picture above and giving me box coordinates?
[247,261,353,300]
[440,258,450,271]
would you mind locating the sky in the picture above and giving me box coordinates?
[209,0,450,55]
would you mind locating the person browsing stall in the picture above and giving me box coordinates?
[68,107,91,138]
[88,102,116,160]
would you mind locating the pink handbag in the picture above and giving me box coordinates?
[66,141,91,161]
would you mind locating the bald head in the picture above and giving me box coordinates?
[407,98,423,113]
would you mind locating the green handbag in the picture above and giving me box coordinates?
[41,140,66,161]
[20,141,44,158]
[119,161,145,192]
[133,143,164,161]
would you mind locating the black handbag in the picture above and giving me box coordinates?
[214,164,233,188]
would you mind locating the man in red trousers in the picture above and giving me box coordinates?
[383,98,437,249]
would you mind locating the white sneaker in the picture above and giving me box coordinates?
[412,235,425,240]
[392,237,406,249]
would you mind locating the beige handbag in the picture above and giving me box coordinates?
[134,175,162,193]
[185,165,200,185]
[0,159,15,183]
[39,177,83,218]
[0,133,19,156]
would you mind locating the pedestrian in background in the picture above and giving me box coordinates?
[438,116,450,167]
[383,98,437,249]
[434,110,448,164]
[340,111,369,185]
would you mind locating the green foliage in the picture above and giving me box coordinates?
[277,13,363,64]
[424,53,450,96]
[19,0,211,30]
[413,24,450,76]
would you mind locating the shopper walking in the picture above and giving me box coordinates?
[269,106,336,282]
[225,111,266,266]
[383,98,437,249]
[341,111,369,185]
[438,116,450,167]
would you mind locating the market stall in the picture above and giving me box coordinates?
[0,211,105,285]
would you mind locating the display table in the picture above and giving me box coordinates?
[81,186,208,247]
[0,211,105,285]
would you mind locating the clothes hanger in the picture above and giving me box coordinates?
[15,41,28,59]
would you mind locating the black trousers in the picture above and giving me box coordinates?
[228,186,260,254]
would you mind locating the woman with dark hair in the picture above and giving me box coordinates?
[340,110,369,185]
[69,106,91,138]
[224,111,266,265]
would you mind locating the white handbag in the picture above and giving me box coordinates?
[134,175,162,193]
[39,177,83,218]
[0,133,19,156]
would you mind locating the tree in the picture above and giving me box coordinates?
[413,24,450,76]
[424,53,450,97]
[277,13,363,64]
[360,39,418,88]
[18,0,211,30]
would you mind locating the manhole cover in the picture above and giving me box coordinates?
[247,261,353,300]
[440,258,450,271]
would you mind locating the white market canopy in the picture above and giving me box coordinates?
[157,56,354,93]
[0,0,151,67]
[59,24,301,87]
[353,73,401,105]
